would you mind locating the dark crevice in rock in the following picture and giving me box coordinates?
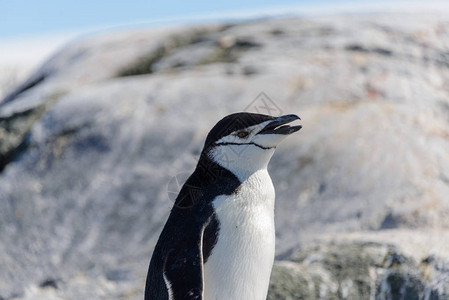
[39,278,58,289]
[57,127,82,139]
[0,106,39,127]
[0,133,31,173]
[0,106,44,173]
[73,133,111,153]
[118,45,168,76]
[233,39,260,49]
[1,72,48,105]
[117,28,223,77]
[346,43,449,71]
[377,271,424,300]
[0,93,62,173]
[117,25,261,77]
[381,251,408,268]
[269,28,285,36]
[423,50,449,69]
[242,65,258,76]
[380,211,399,229]
[345,44,394,56]
[318,182,326,194]
[422,255,436,264]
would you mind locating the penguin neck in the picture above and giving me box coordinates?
[173,154,241,208]
[194,153,238,185]
[206,146,276,182]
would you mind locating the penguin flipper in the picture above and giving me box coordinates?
[163,229,204,300]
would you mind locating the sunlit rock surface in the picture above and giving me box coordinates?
[269,239,449,300]
[1,14,449,299]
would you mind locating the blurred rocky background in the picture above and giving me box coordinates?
[1,11,449,300]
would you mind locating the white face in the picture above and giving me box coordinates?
[207,121,293,179]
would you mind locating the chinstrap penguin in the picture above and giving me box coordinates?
[145,112,302,300]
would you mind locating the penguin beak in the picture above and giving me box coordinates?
[258,114,302,135]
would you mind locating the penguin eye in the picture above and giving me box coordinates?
[236,131,249,138]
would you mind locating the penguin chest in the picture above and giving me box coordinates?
[203,170,275,300]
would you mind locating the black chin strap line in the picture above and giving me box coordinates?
[214,142,275,150]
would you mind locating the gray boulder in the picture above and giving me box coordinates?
[1,13,449,299]
[269,241,449,300]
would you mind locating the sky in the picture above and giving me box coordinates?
[3,0,436,41]
[0,0,327,40]
[3,0,448,41]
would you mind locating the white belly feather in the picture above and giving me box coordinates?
[203,169,275,300]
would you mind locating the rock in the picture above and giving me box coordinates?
[268,261,315,300]
[1,13,449,299]
[269,240,449,300]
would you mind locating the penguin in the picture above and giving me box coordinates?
[145,112,302,300]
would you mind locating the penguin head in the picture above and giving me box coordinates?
[202,112,302,177]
